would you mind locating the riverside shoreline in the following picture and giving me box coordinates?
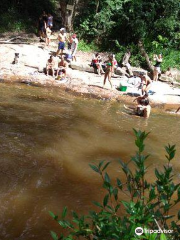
[0,34,180,110]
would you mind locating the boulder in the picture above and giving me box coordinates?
[171,68,180,81]
[132,67,147,76]
[159,74,173,83]
[115,67,127,76]
[70,62,95,73]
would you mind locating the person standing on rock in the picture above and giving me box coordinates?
[56,28,67,56]
[103,55,113,89]
[153,54,163,81]
[47,13,53,29]
[71,34,78,62]
[122,50,133,77]
[45,25,52,46]
[38,16,45,40]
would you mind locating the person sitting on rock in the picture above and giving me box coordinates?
[56,56,68,78]
[91,53,104,75]
[46,55,55,77]
[122,50,133,77]
[165,67,173,78]
[112,54,118,76]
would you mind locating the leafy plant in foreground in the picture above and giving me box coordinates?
[50,129,180,240]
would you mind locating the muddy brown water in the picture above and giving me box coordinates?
[0,83,179,240]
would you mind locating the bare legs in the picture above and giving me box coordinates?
[72,56,77,62]
[45,37,50,46]
[46,67,54,77]
[153,69,158,81]
[96,63,105,75]
[103,71,112,88]
[56,48,64,57]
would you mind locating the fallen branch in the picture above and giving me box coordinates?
[0,41,30,44]
[0,36,30,44]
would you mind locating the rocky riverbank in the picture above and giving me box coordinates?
[0,33,180,109]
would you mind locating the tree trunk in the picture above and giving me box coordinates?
[138,40,153,72]
[96,0,100,13]
[59,0,67,28]
[59,0,79,32]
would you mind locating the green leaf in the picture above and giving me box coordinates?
[104,172,110,183]
[72,211,78,220]
[99,160,105,169]
[160,233,167,240]
[113,188,118,201]
[49,211,58,221]
[62,206,67,219]
[89,164,99,173]
[178,210,180,220]
[103,194,109,207]
[50,231,58,240]
[93,201,103,208]
[102,162,111,171]
[117,178,122,189]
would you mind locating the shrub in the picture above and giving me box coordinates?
[78,39,100,52]
[49,129,180,240]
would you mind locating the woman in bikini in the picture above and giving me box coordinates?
[103,55,114,88]
[153,54,163,81]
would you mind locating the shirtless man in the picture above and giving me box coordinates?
[140,75,152,95]
[56,56,68,78]
[46,55,55,77]
[56,28,66,56]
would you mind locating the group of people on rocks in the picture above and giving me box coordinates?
[56,28,79,61]
[45,27,79,80]
[46,55,68,80]
[38,11,53,46]
[38,12,177,119]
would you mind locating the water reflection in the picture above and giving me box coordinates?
[0,83,179,239]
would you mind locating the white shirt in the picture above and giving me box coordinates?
[71,38,78,51]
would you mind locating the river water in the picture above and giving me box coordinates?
[0,83,179,240]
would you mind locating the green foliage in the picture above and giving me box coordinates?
[75,0,180,69]
[0,0,56,33]
[78,40,100,52]
[50,130,180,240]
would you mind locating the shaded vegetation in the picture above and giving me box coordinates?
[0,0,56,32]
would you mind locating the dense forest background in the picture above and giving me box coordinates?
[0,0,179,70]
